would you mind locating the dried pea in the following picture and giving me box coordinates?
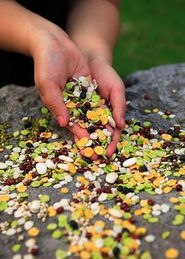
[52,229,62,239]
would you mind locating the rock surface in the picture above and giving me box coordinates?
[0,63,185,259]
[125,63,185,129]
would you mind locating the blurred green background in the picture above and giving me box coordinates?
[113,0,185,77]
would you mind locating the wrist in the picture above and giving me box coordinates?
[29,22,69,59]
[87,53,112,66]
[69,34,113,65]
[0,0,69,57]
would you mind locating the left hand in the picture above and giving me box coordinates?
[88,56,126,157]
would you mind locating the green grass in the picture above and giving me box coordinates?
[113,0,185,77]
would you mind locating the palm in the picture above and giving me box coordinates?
[34,38,91,140]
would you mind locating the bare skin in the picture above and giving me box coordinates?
[0,0,126,157]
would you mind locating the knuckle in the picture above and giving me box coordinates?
[46,102,57,112]
[41,95,57,112]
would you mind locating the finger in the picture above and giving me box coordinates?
[38,80,69,127]
[105,124,114,135]
[106,128,122,157]
[110,82,126,129]
[74,135,79,143]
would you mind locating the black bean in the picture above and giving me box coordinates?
[81,106,87,114]
[117,186,123,192]
[180,155,185,162]
[24,121,32,128]
[39,126,47,132]
[167,129,179,138]
[134,121,141,126]
[122,130,128,135]
[122,227,129,233]
[139,165,148,172]
[87,126,96,133]
[83,157,93,164]
[84,102,91,109]
[121,187,134,194]
[80,91,86,99]
[69,220,78,230]
[113,247,120,257]
[26,142,33,148]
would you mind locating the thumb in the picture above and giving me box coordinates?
[38,80,69,127]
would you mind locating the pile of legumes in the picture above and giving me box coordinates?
[63,77,116,157]
[0,77,185,259]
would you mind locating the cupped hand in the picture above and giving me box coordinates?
[88,56,126,157]
[32,25,91,139]
[32,26,126,158]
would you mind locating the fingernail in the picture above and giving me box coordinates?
[117,118,125,128]
[121,118,125,126]
[57,116,66,127]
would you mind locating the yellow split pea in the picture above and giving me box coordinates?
[94,146,104,155]
[96,130,106,141]
[40,132,52,138]
[86,111,99,121]
[169,197,179,203]
[162,134,172,141]
[68,163,77,174]
[66,101,76,109]
[48,207,56,217]
[28,227,40,237]
[100,116,108,125]
[165,248,179,259]
[17,185,27,193]
[95,108,104,115]
[60,187,69,194]
[0,194,10,202]
[77,137,89,149]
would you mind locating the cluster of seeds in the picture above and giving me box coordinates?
[63,77,116,157]
[1,78,185,259]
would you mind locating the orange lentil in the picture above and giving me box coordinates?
[80,251,91,259]
[83,147,94,158]
[180,230,185,240]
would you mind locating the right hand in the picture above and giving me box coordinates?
[31,24,91,139]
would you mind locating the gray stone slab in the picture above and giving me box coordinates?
[125,63,185,129]
[0,63,185,259]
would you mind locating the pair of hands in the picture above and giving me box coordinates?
[32,26,126,157]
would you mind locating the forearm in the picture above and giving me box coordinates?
[67,0,120,64]
[0,0,66,56]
